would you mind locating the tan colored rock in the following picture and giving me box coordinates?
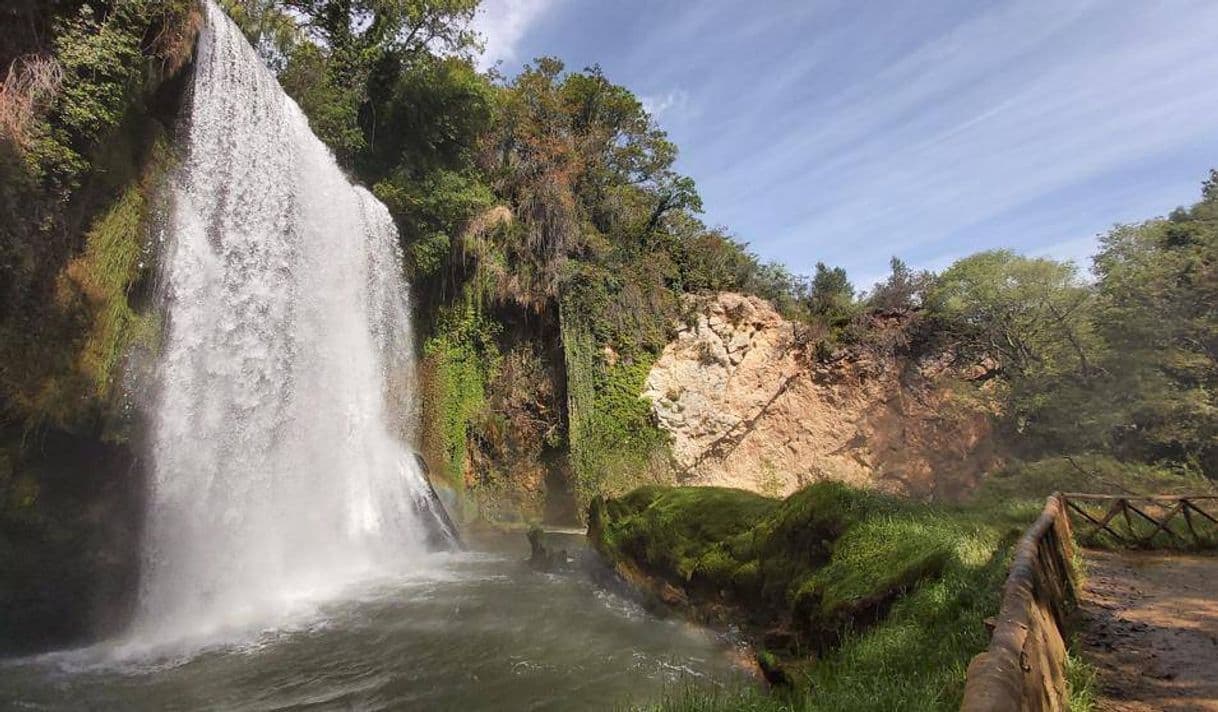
[643,293,998,500]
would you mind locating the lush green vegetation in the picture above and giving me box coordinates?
[214,0,820,520]
[4,0,1214,531]
[600,460,1205,710]
[1065,651,1099,712]
[1,0,196,435]
[919,183,1218,475]
[1,0,199,654]
[3,0,1216,674]
[593,481,1033,710]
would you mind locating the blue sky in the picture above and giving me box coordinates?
[472,0,1218,288]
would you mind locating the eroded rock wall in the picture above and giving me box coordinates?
[643,293,998,500]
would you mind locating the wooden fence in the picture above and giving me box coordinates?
[962,491,1218,710]
[961,495,1077,712]
[1061,494,1218,548]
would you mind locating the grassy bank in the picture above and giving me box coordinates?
[591,482,1050,710]
[599,456,1207,710]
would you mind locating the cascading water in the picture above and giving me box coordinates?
[131,1,455,644]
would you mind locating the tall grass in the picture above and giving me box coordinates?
[621,461,1138,711]
[1065,649,1098,712]
[601,489,1042,711]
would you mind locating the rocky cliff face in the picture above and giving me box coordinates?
[643,293,998,500]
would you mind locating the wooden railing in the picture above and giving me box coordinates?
[1061,494,1218,548]
[961,495,1077,712]
[963,491,1218,710]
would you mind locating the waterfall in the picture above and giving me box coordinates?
[131,1,455,644]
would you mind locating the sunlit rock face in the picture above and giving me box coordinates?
[644,293,999,500]
[132,1,452,646]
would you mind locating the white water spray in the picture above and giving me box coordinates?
[132,2,452,644]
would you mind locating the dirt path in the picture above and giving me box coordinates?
[1078,549,1218,711]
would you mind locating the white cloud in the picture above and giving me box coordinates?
[472,0,557,71]
[640,89,690,118]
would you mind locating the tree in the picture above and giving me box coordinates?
[927,250,1106,449]
[928,251,1096,377]
[478,58,704,314]
[281,0,478,55]
[1092,177,1218,471]
[246,0,480,164]
[868,256,933,311]
[807,262,855,327]
[365,55,496,278]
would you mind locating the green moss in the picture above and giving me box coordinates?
[592,485,777,582]
[562,299,672,514]
[420,300,501,496]
[0,118,173,437]
[806,514,957,619]
[0,1,194,438]
[598,482,1038,711]
[592,481,962,640]
[70,133,171,404]
[561,302,599,508]
[426,339,484,483]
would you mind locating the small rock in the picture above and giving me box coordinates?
[526,527,569,572]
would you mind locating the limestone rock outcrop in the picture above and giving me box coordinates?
[643,293,998,500]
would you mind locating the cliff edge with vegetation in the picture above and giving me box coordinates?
[1,0,199,654]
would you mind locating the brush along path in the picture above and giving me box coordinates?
[1078,549,1218,711]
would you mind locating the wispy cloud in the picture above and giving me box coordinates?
[640,89,690,119]
[676,0,1218,281]
[467,0,1218,282]
[472,0,557,71]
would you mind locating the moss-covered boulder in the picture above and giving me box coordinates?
[615,483,1037,708]
[588,482,958,655]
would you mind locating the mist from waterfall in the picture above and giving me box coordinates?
[131,1,449,645]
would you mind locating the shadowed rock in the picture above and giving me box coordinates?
[413,453,462,550]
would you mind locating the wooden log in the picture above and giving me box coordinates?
[1183,501,1200,543]
[1185,499,1218,525]
[1141,501,1186,545]
[1121,500,1136,540]
[1067,498,1126,543]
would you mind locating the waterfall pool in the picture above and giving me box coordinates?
[0,534,752,711]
